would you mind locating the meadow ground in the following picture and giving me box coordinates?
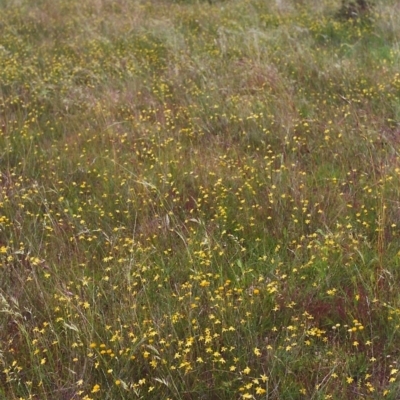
[1,0,400,398]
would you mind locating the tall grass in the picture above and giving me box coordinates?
[1,0,400,398]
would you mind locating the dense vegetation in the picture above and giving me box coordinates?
[1,0,400,398]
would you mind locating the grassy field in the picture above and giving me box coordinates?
[1,0,400,398]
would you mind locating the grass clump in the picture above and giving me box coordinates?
[337,0,373,20]
[1,0,400,398]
